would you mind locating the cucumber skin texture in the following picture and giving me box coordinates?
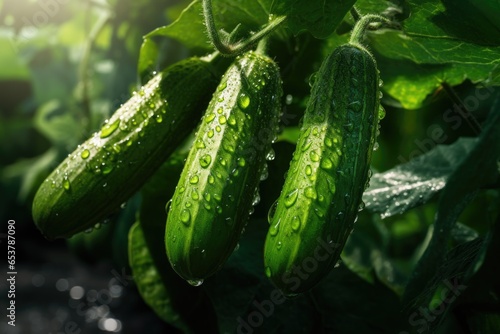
[263,44,380,295]
[32,56,226,240]
[165,51,282,281]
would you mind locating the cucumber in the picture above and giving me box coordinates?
[32,55,227,240]
[165,50,282,283]
[263,43,381,295]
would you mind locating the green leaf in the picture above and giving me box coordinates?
[129,222,192,332]
[355,0,397,15]
[0,36,30,80]
[273,0,356,38]
[405,0,500,46]
[366,0,500,108]
[363,137,477,218]
[34,99,83,148]
[342,212,412,294]
[400,236,489,333]
[143,0,271,55]
[311,265,404,333]
[403,101,500,309]
[277,126,301,144]
[1,148,59,202]
[377,56,463,110]
[129,152,218,333]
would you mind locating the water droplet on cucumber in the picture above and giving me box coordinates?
[187,279,203,287]
[284,189,298,208]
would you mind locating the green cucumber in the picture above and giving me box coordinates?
[165,50,282,283]
[263,43,381,295]
[32,54,227,240]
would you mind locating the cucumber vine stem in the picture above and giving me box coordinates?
[203,0,286,56]
[80,11,111,134]
[349,14,391,47]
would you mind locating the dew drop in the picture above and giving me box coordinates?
[155,114,163,123]
[228,115,237,126]
[81,149,90,159]
[62,177,70,191]
[320,158,333,170]
[310,150,320,162]
[100,119,120,138]
[305,165,313,176]
[301,140,312,152]
[208,175,215,184]
[268,199,279,223]
[187,279,203,287]
[189,175,199,184]
[324,138,333,148]
[304,186,317,199]
[308,72,318,87]
[238,94,250,109]
[265,266,272,278]
[205,113,216,123]
[291,216,301,231]
[252,192,261,206]
[218,81,227,91]
[200,154,212,168]
[269,219,280,236]
[207,129,214,138]
[284,189,298,208]
[224,143,235,153]
[238,158,246,167]
[344,193,351,205]
[266,148,275,161]
[219,115,227,125]
[327,178,336,194]
[344,123,354,132]
[180,209,191,225]
[102,164,114,175]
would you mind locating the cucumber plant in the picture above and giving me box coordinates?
[263,15,387,296]
[165,48,282,284]
[32,54,228,240]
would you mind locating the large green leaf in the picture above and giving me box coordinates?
[403,101,500,313]
[367,0,500,108]
[129,152,218,333]
[273,0,356,38]
[138,0,356,76]
[0,36,30,80]
[363,137,477,219]
[129,222,191,332]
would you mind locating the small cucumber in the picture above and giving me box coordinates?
[264,43,381,295]
[32,55,227,240]
[165,51,282,283]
